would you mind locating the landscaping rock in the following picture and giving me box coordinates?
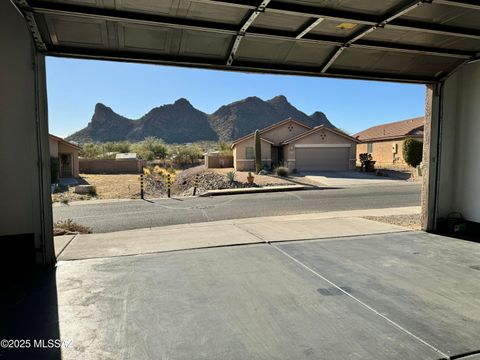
[74,185,96,194]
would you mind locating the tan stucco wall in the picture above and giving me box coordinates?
[357,138,423,166]
[233,138,272,171]
[284,129,357,171]
[49,138,58,157]
[262,122,309,144]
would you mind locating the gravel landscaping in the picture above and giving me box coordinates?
[52,166,302,202]
[362,214,421,230]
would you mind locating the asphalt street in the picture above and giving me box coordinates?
[53,183,421,233]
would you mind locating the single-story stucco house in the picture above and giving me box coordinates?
[231,118,359,172]
[49,134,81,178]
[354,117,424,166]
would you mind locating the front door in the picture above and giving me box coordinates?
[60,153,72,178]
[271,146,284,167]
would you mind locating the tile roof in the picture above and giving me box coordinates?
[281,125,360,145]
[231,118,311,148]
[353,117,424,142]
[49,134,82,150]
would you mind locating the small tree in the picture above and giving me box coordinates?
[254,129,262,173]
[359,153,375,172]
[132,137,170,160]
[402,138,423,168]
[80,143,104,159]
[172,145,203,168]
[215,140,233,155]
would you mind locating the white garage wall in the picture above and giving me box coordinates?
[0,1,53,264]
[438,61,480,223]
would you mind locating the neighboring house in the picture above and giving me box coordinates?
[231,118,359,172]
[354,117,424,166]
[115,153,139,160]
[49,134,81,178]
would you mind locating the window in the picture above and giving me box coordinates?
[245,147,254,159]
[367,143,373,153]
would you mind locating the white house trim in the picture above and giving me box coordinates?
[294,144,351,148]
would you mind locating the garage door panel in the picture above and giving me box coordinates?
[296,147,349,171]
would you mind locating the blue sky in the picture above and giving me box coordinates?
[46,57,425,138]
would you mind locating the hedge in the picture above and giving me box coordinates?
[402,138,423,168]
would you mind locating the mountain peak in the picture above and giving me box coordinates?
[242,96,262,103]
[174,98,192,107]
[310,111,334,128]
[268,95,288,103]
[310,111,327,119]
[94,102,111,114]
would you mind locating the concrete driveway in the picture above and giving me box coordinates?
[4,212,480,360]
[302,171,413,187]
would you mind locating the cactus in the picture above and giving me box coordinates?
[254,129,262,173]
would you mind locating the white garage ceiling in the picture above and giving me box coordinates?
[12,0,480,83]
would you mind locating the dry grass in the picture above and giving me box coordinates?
[211,168,294,186]
[53,219,91,235]
[81,174,140,199]
[52,174,142,203]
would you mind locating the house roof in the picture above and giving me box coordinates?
[353,117,424,142]
[281,125,360,145]
[115,153,138,159]
[49,134,82,150]
[231,118,311,148]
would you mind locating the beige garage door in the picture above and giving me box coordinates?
[295,147,349,171]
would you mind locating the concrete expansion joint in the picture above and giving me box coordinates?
[271,243,451,360]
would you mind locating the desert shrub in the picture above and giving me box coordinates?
[103,141,131,153]
[172,145,203,167]
[87,185,97,196]
[275,166,289,177]
[402,138,423,168]
[359,153,373,162]
[136,149,155,161]
[132,137,169,160]
[80,143,104,158]
[226,170,236,184]
[50,157,59,184]
[151,165,176,177]
[54,219,91,234]
[215,140,233,155]
[165,166,176,174]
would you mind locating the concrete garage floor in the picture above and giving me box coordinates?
[2,222,480,360]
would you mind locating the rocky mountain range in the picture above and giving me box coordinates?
[67,95,334,143]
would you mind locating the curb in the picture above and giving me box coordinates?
[199,185,315,197]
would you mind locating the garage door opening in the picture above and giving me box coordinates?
[46,57,424,259]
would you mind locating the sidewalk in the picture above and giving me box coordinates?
[55,206,419,261]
